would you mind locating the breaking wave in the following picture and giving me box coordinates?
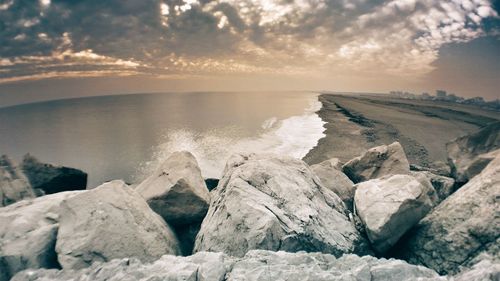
[137,95,325,180]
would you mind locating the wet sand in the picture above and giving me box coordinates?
[303,94,500,167]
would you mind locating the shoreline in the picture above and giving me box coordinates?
[303,93,500,167]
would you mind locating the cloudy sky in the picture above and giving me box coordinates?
[0,0,499,105]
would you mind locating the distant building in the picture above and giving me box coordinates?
[436,90,447,99]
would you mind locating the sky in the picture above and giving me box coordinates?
[0,0,499,106]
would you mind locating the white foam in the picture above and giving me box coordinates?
[136,94,325,180]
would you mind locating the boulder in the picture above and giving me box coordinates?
[228,251,444,281]
[399,153,500,274]
[446,122,500,183]
[410,161,451,177]
[136,151,210,255]
[0,191,82,281]
[12,250,447,281]
[55,180,181,270]
[354,174,437,253]
[136,151,210,226]
[453,255,500,281]
[342,142,410,183]
[194,153,371,257]
[411,171,455,203]
[311,158,355,210]
[0,155,35,207]
[13,251,230,281]
[20,154,87,194]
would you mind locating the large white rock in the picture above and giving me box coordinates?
[12,250,448,281]
[194,153,371,257]
[0,191,82,281]
[55,180,181,270]
[311,158,356,210]
[400,153,500,274]
[0,155,35,207]
[136,151,210,226]
[446,122,500,184]
[342,142,410,183]
[354,174,437,253]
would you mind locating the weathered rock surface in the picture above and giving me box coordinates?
[399,153,500,275]
[194,153,371,257]
[20,154,87,194]
[136,151,210,226]
[342,142,410,183]
[354,174,437,253]
[311,158,355,210]
[446,122,500,183]
[0,191,82,281]
[56,180,181,270]
[452,255,500,281]
[410,161,451,178]
[411,171,455,203]
[13,250,452,281]
[0,155,35,207]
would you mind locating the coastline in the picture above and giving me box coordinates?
[303,93,500,167]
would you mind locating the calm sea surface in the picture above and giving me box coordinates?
[0,92,325,187]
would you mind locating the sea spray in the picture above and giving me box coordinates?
[136,94,326,180]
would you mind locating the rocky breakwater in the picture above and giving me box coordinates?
[0,123,499,280]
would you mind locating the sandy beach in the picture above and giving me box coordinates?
[304,94,500,167]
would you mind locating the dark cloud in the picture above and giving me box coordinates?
[0,0,498,88]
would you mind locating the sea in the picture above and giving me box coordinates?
[0,91,325,187]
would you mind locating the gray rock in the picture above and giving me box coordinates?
[342,142,410,183]
[136,151,210,226]
[13,251,230,281]
[55,180,181,270]
[194,153,371,257]
[20,154,87,194]
[410,161,451,177]
[0,191,82,281]
[12,250,448,281]
[0,155,35,207]
[411,171,455,203]
[354,174,437,253]
[446,122,500,184]
[311,158,355,210]
[453,255,500,281]
[400,153,500,275]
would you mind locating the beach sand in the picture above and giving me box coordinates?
[304,94,500,167]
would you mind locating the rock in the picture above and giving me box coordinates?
[311,158,355,210]
[205,178,219,191]
[411,171,455,203]
[136,151,210,226]
[229,251,444,281]
[12,250,448,281]
[453,255,500,281]
[13,251,230,281]
[354,174,437,253]
[0,191,82,281]
[342,142,410,183]
[0,155,35,207]
[446,122,500,184]
[399,153,500,275]
[55,180,181,270]
[457,149,500,184]
[194,153,371,257]
[20,154,87,194]
[410,161,451,177]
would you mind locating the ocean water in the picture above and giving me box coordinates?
[0,92,325,187]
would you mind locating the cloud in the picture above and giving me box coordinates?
[0,0,498,83]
